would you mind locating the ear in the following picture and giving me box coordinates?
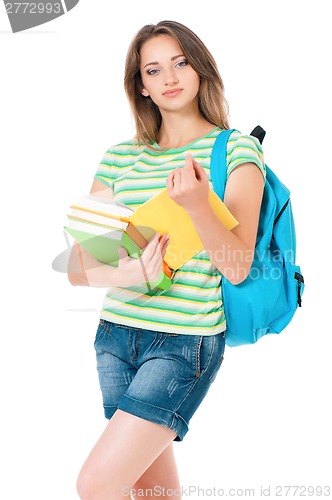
[141,88,149,97]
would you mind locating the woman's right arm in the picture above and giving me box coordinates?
[67,180,169,288]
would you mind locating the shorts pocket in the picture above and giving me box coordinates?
[208,354,224,383]
[94,319,113,349]
[195,335,213,377]
[196,334,225,379]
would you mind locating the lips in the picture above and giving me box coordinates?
[163,88,183,97]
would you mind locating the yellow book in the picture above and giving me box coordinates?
[130,188,239,270]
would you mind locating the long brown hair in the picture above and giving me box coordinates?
[124,20,230,149]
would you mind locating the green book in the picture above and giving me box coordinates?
[64,225,173,291]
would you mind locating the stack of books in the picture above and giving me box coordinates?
[64,194,173,289]
[64,188,239,290]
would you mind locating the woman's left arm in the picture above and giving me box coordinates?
[166,154,265,285]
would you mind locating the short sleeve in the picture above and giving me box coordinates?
[93,147,116,189]
[226,131,266,182]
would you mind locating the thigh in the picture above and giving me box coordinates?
[133,442,181,492]
[77,409,177,499]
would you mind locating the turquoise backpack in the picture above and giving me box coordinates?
[210,127,304,348]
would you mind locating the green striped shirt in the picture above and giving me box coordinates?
[94,127,266,335]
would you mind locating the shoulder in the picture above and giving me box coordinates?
[227,130,264,154]
[96,138,146,173]
[226,129,266,181]
[94,137,144,186]
[101,137,144,159]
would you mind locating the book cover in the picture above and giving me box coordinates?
[129,188,239,270]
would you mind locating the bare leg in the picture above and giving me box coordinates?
[132,442,181,499]
[76,409,179,500]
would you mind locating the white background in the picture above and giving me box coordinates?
[0,1,331,499]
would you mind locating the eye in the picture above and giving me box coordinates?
[176,60,188,68]
[146,68,160,76]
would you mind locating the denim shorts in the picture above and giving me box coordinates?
[94,320,226,442]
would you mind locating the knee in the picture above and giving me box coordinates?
[132,478,163,497]
[76,467,125,500]
[76,469,93,500]
[76,468,104,500]
[133,475,181,497]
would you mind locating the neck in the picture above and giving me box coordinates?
[156,107,216,149]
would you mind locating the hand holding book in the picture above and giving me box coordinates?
[115,233,170,288]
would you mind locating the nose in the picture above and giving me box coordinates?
[164,67,179,86]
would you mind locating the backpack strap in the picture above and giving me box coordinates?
[210,128,237,201]
[250,125,266,144]
[210,126,266,201]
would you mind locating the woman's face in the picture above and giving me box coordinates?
[139,34,201,114]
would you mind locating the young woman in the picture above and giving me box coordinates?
[68,20,266,500]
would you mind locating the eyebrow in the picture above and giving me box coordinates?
[143,54,185,69]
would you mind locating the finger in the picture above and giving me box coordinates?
[166,177,171,191]
[160,239,170,260]
[143,248,164,281]
[184,153,194,168]
[159,237,169,256]
[144,233,162,259]
[153,234,167,254]
[177,166,182,185]
[150,232,160,244]
[172,168,181,178]
[162,234,170,247]
[186,152,202,170]
[150,235,167,262]
[145,242,169,281]
[161,241,169,258]
[166,172,174,191]
[171,169,181,189]
[191,158,205,180]
[181,154,196,180]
